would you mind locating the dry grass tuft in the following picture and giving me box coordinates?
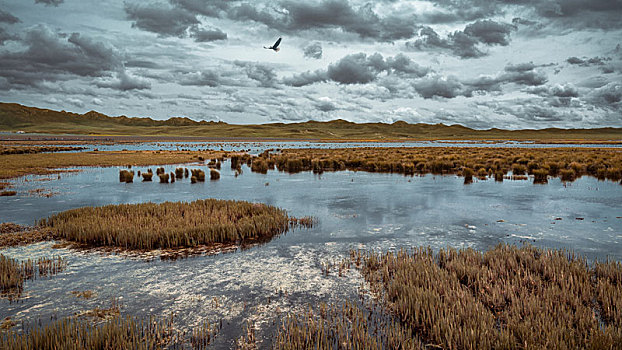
[40,199,308,250]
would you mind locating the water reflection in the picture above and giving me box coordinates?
[1,161,621,347]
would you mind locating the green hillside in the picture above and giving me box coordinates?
[1,102,621,141]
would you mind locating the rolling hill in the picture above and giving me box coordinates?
[1,102,621,141]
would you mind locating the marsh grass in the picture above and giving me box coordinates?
[210,169,220,180]
[249,147,622,184]
[0,150,228,180]
[1,254,66,300]
[158,173,169,183]
[40,199,305,250]
[0,146,85,155]
[175,167,184,179]
[274,301,421,350]
[0,224,54,248]
[118,170,133,183]
[348,244,622,349]
[141,172,153,181]
[0,315,179,349]
[0,190,16,196]
[191,169,205,182]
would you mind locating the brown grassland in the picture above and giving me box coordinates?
[276,244,622,349]
[0,145,86,155]
[252,147,622,183]
[0,150,229,179]
[39,199,309,250]
[2,103,621,141]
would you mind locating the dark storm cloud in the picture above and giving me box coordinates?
[178,70,221,87]
[190,27,227,42]
[0,9,20,24]
[96,71,151,91]
[405,20,514,58]
[303,42,323,59]
[0,27,16,45]
[284,52,428,86]
[34,0,63,6]
[566,56,611,66]
[282,70,328,87]
[463,20,514,45]
[0,25,122,87]
[414,75,463,98]
[225,0,417,41]
[500,62,548,86]
[588,83,622,106]
[169,0,232,17]
[124,2,198,37]
[314,99,338,112]
[426,0,622,29]
[234,61,278,87]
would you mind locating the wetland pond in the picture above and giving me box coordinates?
[1,152,621,347]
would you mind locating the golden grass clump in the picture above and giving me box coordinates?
[40,199,302,250]
[191,169,205,182]
[169,172,175,183]
[175,167,184,179]
[209,169,220,180]
[462,167,474,184]
[353,244,622,349]
[533,168,549,184]
[158,173,169,183]
[258,147,622,184]
[141,172,153,181]
[118,170,133,183]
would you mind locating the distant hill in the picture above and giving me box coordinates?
[1,102,621,141]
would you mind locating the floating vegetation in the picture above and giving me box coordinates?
[40,199,310,250]
[0,254,67,300]
[0,190,16,196]
[342,244,622,349]
[118,170,134,183]
[249,147,622,184]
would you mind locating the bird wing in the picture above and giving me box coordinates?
[273,37,282,48]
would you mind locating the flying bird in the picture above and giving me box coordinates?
[264,37,282,52]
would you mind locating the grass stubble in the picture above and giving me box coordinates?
[275,244,622,349]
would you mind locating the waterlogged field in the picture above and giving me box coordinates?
[0,144,621,348]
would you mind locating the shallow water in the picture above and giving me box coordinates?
[21,140,622,153]
[1,160,621,347]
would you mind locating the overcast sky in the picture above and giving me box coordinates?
[0,0,621,129]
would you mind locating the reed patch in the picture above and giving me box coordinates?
[40,199,312,251]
